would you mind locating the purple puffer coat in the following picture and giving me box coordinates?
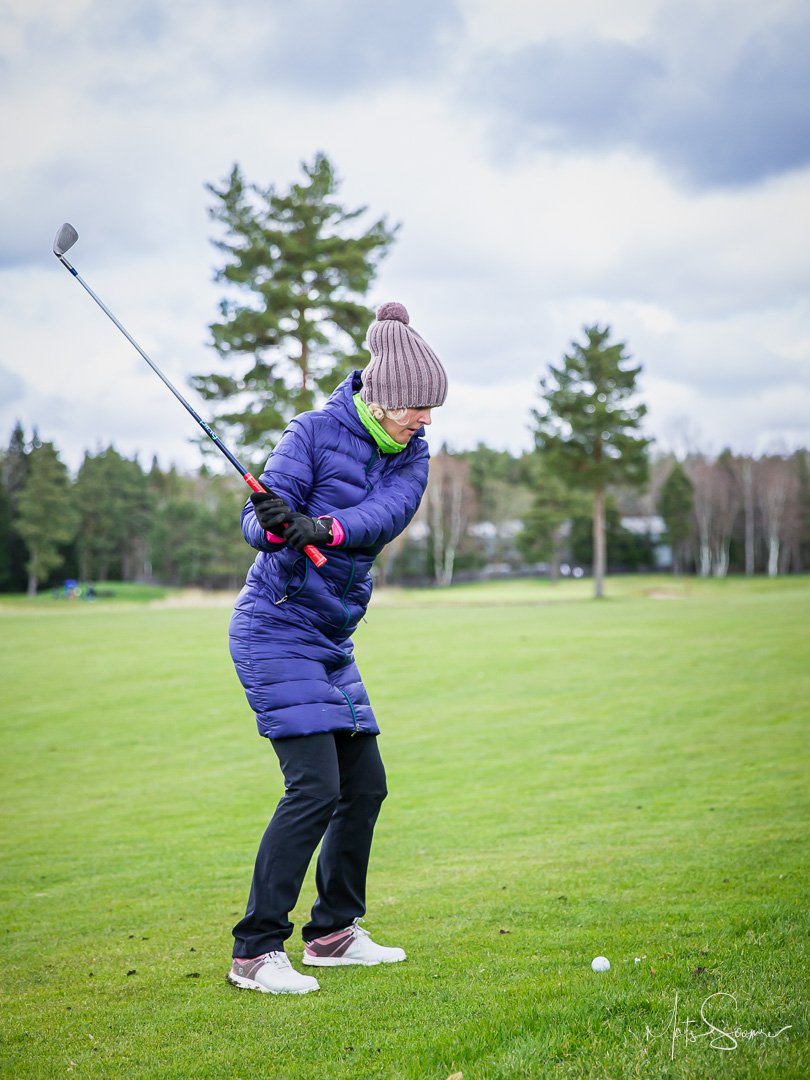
[229,371,430,740]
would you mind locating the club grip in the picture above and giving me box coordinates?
[303,545,328,568]
[244,473,327,568]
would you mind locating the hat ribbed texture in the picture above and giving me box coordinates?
[361,303,448,409]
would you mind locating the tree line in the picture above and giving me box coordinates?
[662,450,810,577]
[388,442,810,587]
[0,425,256,597]
[2,420,807,597]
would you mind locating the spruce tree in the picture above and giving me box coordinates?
[531,325,651,598]
[658,461,695,573]
[0,469,12,591]
[74,448,152,581]
[15,442,78,596]
[1,422,31,591]
[193,153,397,456]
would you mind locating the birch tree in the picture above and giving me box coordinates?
[711,451,742,577]
[426,451,472,587]
[690,459,715,576]
[754,456,800,576]
[740,457,756,574]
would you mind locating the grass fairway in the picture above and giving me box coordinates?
[1,576,808,1078]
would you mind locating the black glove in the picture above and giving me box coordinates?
[283,514,334,552]
[250,491,293,533]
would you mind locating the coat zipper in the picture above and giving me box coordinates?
[364,448,382,491]
[274,556,308,606]
[339,556,357,630]
[338,687,361,736]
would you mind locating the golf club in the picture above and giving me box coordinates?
[52,223,326,569]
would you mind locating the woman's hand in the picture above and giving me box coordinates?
[250,493,333,550]
[283,515,334,551]
[250,492,293,532]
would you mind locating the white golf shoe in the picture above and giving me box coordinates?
[302,919,407,967]
[227,951,320,994]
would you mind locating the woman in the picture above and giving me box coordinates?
[227,301,448,994]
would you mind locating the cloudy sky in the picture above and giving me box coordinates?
[2,0,809,472]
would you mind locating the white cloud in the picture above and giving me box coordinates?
[1,0,808,475]
[458,0,656,49]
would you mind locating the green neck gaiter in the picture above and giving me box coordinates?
[353,393,406,453]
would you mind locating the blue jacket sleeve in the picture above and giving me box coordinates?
[331,443,429,550]
[240,416,315,551]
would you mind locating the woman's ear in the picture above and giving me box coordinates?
[368,403,385,421]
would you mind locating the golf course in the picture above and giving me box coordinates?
[1,575,808,1079]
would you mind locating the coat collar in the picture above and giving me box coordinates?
[322,371,427,444]
[319,373,427,449]
[322,371,370,441]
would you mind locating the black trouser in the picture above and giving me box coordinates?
[232,732,388,958]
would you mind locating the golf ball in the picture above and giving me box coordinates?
[591,956,611,972]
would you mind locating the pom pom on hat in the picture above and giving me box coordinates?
[376,301,409,324]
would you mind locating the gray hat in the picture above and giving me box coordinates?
[361,302,448,410]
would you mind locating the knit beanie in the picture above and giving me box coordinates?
[361,302,448,410]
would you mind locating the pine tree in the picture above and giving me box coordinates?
[1,422,32,591]
[0,469,13,591]
[193,154,397,456]
[531,325,652,598]
[658,460,695,574]
[15,443,78,596]
[74,448,153,581]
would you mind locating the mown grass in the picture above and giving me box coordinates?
[1,576,808,1078]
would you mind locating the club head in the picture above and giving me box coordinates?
[53,223,79,257]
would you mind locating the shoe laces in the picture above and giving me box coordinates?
[264,950,292,969]
[351,918,370,940]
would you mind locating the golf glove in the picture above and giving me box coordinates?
[283,514,335,551]
[250,492,293,532]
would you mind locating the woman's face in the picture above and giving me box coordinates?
[380,406,433,444]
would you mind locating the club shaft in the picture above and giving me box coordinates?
[56,253,327,568]
[59,256,249,471]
